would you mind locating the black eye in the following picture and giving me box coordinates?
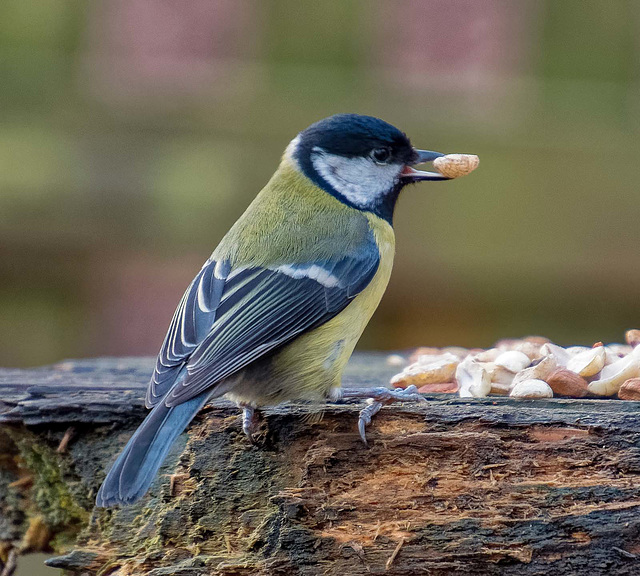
[371,147,391,164]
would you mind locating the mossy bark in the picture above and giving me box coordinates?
[2,355,640,575]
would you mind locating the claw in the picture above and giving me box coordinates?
[358,400,383,444]
[240,405,260,444]
[338,385,427,444]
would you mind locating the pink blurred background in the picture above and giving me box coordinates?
[1,0,639,367]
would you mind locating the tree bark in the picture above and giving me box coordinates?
[2,354,640,575]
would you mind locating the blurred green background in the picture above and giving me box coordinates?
[1,0,639,369]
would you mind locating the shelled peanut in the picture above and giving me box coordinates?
[389,330,640,400]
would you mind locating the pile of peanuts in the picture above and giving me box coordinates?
[388,330,640,400]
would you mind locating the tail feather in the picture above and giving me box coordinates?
[96,391,209,507]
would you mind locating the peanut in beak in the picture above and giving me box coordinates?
[433,153,479,179]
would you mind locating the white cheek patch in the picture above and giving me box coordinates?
[275,263,341,288]
[310,148,402,209]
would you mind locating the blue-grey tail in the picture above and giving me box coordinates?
[95,391,210,507]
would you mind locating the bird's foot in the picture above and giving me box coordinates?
[337,386,426,444]
[239,404,261,445]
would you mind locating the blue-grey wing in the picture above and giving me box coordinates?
[147,259,230,407]
[149,239,380,408]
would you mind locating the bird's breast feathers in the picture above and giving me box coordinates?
[252,214,394,403]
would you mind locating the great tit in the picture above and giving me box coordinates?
[96,113,459,507]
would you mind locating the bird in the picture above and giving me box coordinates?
[96,113,460,507]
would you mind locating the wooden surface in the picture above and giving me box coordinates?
[2,354,640,575]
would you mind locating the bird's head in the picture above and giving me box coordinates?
[289,113,449,223]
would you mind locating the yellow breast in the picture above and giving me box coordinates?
[268,213,395,400]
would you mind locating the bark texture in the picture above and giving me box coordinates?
[2,355,640,575]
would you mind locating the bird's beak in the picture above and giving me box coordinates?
[400,149,450,182]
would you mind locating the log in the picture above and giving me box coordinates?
[2,354,640,575]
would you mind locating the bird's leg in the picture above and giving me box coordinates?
[335,385,426,444]
[238,403,261,444]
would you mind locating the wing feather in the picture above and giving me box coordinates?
[147,259,228,406]
[149,235,380,409]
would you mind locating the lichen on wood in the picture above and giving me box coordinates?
[2,355,640,575]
